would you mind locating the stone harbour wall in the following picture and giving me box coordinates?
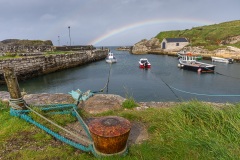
[0,49,108,84]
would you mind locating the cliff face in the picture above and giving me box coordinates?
[131,38,162,54]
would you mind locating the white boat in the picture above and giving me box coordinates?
[177,51,203,60]
[139,58,151,69]
[211,56,233,64]
[105,51,117,63]
[178,55,215,73]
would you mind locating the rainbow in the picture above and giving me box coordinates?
[88,18,214,45]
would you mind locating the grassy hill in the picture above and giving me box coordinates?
[155,20,240,50]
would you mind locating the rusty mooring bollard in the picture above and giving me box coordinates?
[88,116,131,155]
[3,67,26,109]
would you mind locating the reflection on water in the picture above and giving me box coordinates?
[1,47,240,103]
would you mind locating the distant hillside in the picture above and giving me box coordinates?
[155,20,240,50]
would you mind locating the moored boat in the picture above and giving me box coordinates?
[105,51,117,63]
[177,51,202,60]
[211,56,233,64]
[178,55,215,73]
[139,58,151,69]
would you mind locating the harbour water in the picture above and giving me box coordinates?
[1,46,240,103]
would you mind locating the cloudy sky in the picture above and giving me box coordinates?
[0,0,239,46]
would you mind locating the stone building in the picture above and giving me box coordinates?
[161,38,189,51]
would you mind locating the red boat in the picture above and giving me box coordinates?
[139,58,151,69]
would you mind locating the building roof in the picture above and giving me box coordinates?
[165,38,188,43]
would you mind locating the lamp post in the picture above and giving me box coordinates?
[58,36,60,46]
[68,26,71,46]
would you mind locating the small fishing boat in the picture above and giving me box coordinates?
[139,58,151,69]
[105,51,117,63]
[178,55,215,73]
[177,51,202,60]
[211,56,233,64]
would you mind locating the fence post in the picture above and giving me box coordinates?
[3,66,26,109]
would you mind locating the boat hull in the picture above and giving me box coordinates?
[139,64,151,69]
[106,59,117,63]
[211,57,233,64]
[179,58,215,73]
[180,64,215,73]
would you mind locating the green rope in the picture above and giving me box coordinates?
[9,94,129,157]
[11,108,94,153]
[73,108,92,141]
[24,104,93,145]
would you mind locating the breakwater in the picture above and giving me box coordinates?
[0,49,108,84]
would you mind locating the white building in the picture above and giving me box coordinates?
[161,38,189,51]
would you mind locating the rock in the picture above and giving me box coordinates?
[0,91,10,106]
[81,94,126,114]
[221,35,240,44]
[131,38,162,54]
[23,93,75,105]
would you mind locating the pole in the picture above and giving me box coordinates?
[68,26,71,47]
[58,36,60,46]
[3,67,26,109]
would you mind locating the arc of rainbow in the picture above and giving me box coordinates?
[88,18,214,45]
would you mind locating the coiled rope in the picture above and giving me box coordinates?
[9,97,25,110]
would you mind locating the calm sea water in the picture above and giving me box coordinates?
[1,46,240,103]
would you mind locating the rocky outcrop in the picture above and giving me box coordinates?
[131,38,162,54]
[131,37,240,60]
[221,35,240,45]
[182,46,240,59]
[115,46,132,51]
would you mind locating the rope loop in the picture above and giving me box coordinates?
[9,97,26,110]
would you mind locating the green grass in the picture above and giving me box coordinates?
[155,20,240,50]
[0,100,240,159]
[0,51,74,60]
[0,52,20,59]
[122,97,139,109]
[44,51,72,55]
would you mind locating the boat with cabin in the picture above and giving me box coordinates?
[211,56,233,64]
[105,51,117,63]
[178,55,215,73]
[139,58,151,69]
[177,50,202,60]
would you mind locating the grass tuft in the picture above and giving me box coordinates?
[122,97,139,109]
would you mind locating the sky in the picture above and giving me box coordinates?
[0,0,239,46]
